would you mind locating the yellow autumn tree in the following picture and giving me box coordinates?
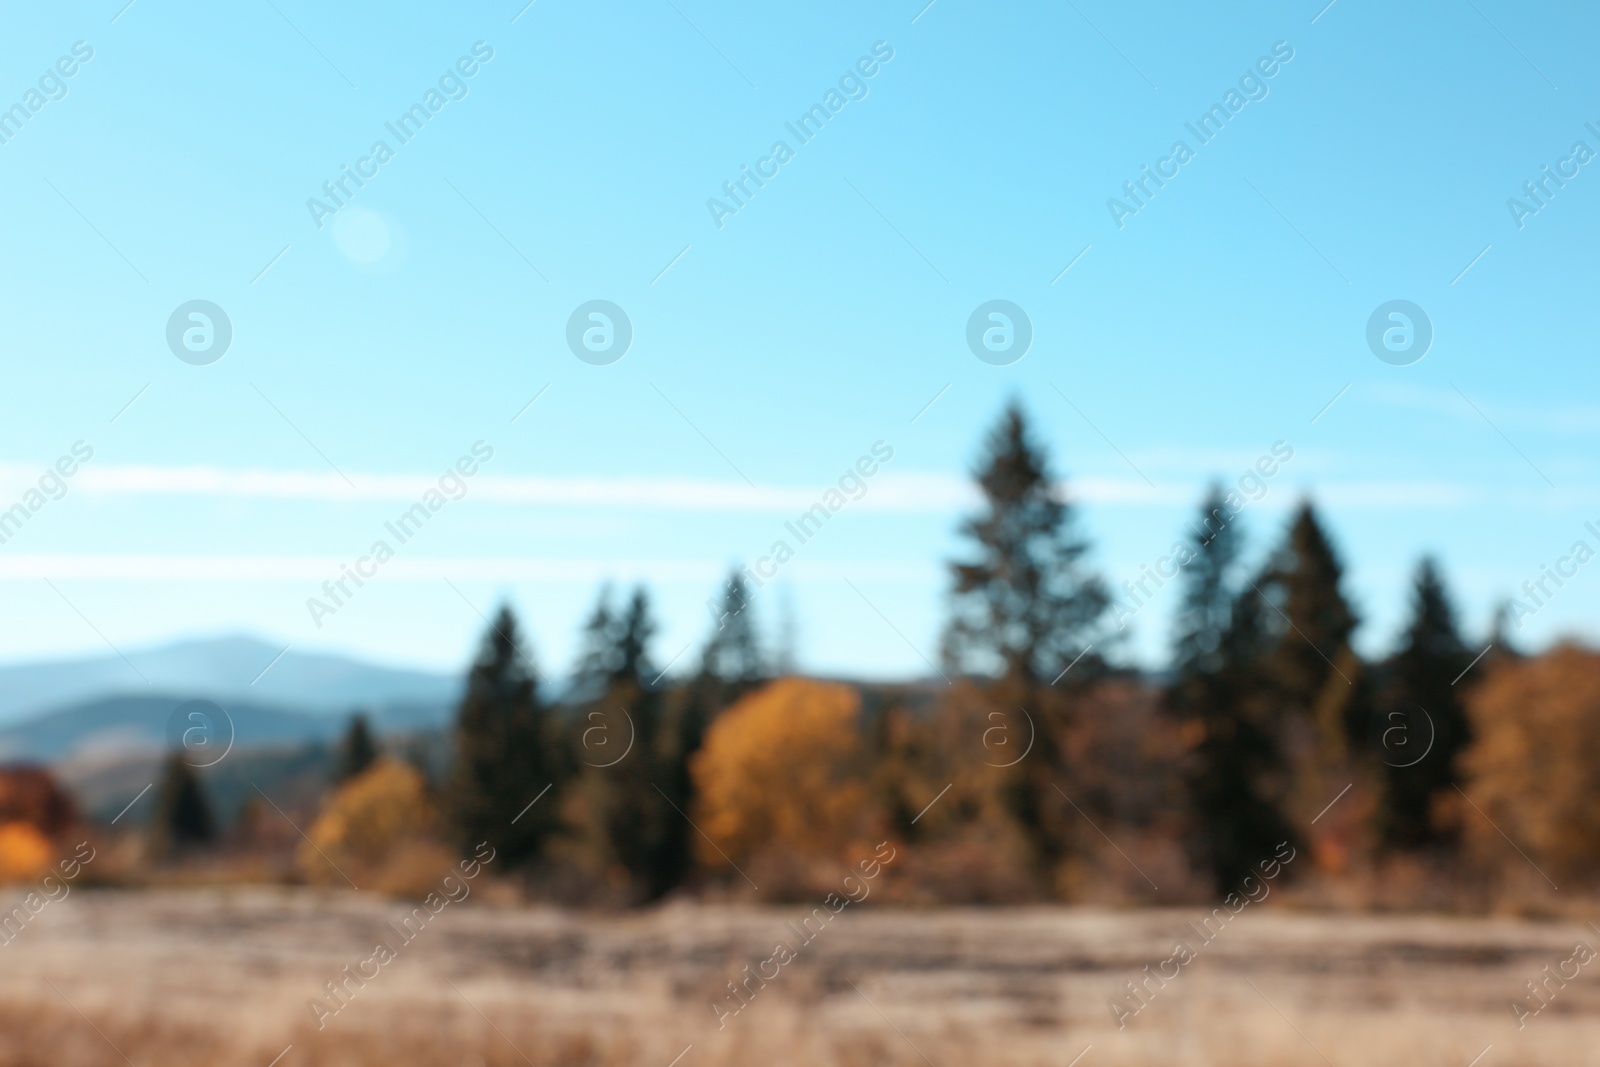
[299,758,454,894]
[691,678,870,881]
[0,823,52,883]
[1462,644,1600,883]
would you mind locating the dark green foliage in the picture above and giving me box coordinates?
[1169,487,1295,895]
[1267,503,1359,708]
[332,712,378,785]
[1377,558,1473,849]
[700,571,766,687]
[1259,503,1377,844]
[151,754,216,855]
[941,402,1111,881]
[573,587,680,901]
[447,606,563,869]
[656,571,770,894]
[942,401,1109,687]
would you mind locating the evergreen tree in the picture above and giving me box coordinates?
[658,571,770,894]
[573,587,679,900]
[1168,488,1294,894]
[943,402,1109,686]
[1268,504,1358,706]
[700,570,766,686]
[151,754,215,855]
[1171,487,1238,680]
[333,712,379,785]
[1261,503,1376,855]
[573,587,620,699]
[941,403,1110,884]
[447,606,562,870]
[572,585,658,697]
[1377,558,1473,849]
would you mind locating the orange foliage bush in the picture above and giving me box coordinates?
[690,678,870,878]
[0,822,53,883]
[299,759,453,895]
[1462,644,1600,883]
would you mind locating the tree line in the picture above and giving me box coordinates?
[146,400,1538,904]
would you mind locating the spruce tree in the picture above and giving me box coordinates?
[573,587,678,900]
[658,571,769,893]
[941,402,1110,883]
[333,712,379,785]
[943,402,1109,686]
[1171,487,1238,680]
[1168,488,1294,894]
[151,754,216,856]
[1377,557,1473,849]
[1261,503,1375,853]
[1269,504,1358,709]
[700,570,765,687]
[447,606,562,870]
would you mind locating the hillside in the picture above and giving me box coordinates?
[0,635,459,726]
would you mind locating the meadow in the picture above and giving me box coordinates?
[1,887,1594,1067]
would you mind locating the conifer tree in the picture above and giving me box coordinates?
[333,712,378,785]
[151,754,216,855]
[573,587,678,900]
[1377,557,1473,849]
[447,606,562,869]
[1261,503,1375,858]
[943,402,1109,686]
[658,571,769,893]
[1168,488,1294,894]
[700,571,765,687]
[941,402,1110,883]
[1269,504,1358,698]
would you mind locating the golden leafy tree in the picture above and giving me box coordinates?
[300,758,449,893]
[0,822,52,883]
[1462,643,1600,883]
[690,678,869,879]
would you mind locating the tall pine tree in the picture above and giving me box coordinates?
[700,570,765,687]
[1169,487,1295,894]
[658,570,770,894]
[572,587,679,901]
[941,402,1109,884]
[447,606,563,870]
[1261,503,1376,867]
[1377,557,1473,849]
[943,402,1109,686]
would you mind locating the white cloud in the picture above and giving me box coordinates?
[0,460,1585,517]
[0,554,942,583]
[0,462,1191,511]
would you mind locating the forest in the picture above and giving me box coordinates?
[1,402,1584,915]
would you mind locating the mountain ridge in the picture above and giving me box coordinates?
[0,633,461,727]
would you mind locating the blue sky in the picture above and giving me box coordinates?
[0,0,1597,684]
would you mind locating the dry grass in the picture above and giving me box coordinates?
[0,886,1596,1065]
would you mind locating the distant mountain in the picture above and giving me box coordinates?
[0,635,461,727]
[0,692,452,765]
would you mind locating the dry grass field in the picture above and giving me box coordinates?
[1,887,1597,1066]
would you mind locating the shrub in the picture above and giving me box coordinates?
[690,678,870,891]
[299,759,443,892]
[1462,644,1600,884]
[0,822,53,883]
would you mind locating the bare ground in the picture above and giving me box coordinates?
[0,886,1596,1066]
